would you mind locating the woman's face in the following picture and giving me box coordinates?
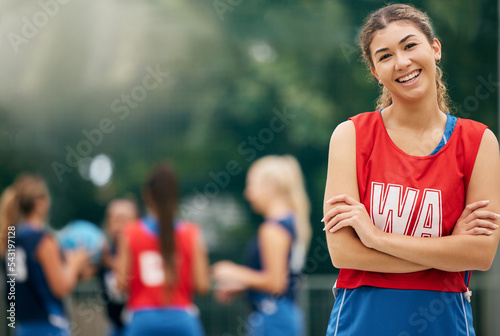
[369,21,441,104]
[106,203,137,240]
[244,169,275,214]
[35,194,51,220]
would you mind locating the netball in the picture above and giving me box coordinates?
[58,220,106,263]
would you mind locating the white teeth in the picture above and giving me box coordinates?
[397,70,420,83]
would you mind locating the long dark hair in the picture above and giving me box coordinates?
[144,163,178,285]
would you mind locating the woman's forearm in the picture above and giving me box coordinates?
[372,231,498,272]
[327,227,429,273]
[227,264,288,295]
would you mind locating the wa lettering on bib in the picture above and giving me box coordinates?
[371,182,442,238]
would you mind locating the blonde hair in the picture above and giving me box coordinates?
[249,155,311,252]
[0,174,49,255]
[359,4,452,114]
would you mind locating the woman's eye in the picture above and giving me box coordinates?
[405,43,417,50]
[379,54,391,61]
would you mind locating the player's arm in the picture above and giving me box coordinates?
[212,222,291,295]
[327,129,500,272]
[101,242,116,270]
[37,235,88,298]
[192,228,210,295]
[324,121,429,273]
[115,233,131,292]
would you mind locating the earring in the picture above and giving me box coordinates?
[378,81,383,87]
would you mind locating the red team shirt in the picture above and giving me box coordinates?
[336,111,488,292]
[124,219,200,309]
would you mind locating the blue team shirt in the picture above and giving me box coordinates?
[245,213,301,306]
[6,224,66,325]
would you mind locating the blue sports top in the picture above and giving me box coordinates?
[429,113,458,155]
[6,224,67,327]
[245,213,301,306]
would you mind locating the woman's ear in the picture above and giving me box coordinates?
[433,38,442,61]
[370,67,380,83]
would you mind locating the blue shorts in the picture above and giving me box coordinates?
[326,286,475,336]
[248,297,304,336]
[107,324,125,336]
[16,321,70,336]
[124,308,204,336]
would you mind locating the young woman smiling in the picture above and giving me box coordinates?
[323,4,500,336]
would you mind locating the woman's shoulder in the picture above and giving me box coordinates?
[330,111,380,150]
[122,219,143,236]
[454,116,490,142]
[17,224,47,242]
[347,110,380,122]
[259,219,293,239]
[176,219,200,229]
[455,116,489,129]
[175,220,201,237]
[332,111,379,136]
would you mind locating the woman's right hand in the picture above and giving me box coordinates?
[452,200,499,236]
[214,280,246,305]
[65,248,90,272]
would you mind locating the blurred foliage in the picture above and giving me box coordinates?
[0,0,497,273]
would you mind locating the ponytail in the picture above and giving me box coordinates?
[282,156,312,252]
[0,188,20,256]
[145,164,178,287]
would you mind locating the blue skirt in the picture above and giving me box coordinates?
[125,307,205,336]
[248,297,304,336]
[16,320,70,336]
[326,286,475,336]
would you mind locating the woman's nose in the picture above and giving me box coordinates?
[394,53,412,71]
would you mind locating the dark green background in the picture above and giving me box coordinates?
[1,0,497,272]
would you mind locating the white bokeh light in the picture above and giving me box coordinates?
[248,41,277,63]
[89,154,113,187]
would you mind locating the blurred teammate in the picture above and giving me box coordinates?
[213,155,311,336]
[99,199,139,336]
[116,163,210,336]
[323,4,500,335]
[0,174,88,336]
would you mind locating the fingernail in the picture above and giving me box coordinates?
[488,231,493,235]
[494,225,499,228]
[329,228,334,233]
[483,200,490,204]
[321,218,325,222]
[496,214,500,218]
[323,226,326,231]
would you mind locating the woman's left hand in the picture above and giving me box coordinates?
[214,280,246,305]
[323,194,382,249]
[452,200,499,236]
[212,261,241,282]
[212,261,246,304]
